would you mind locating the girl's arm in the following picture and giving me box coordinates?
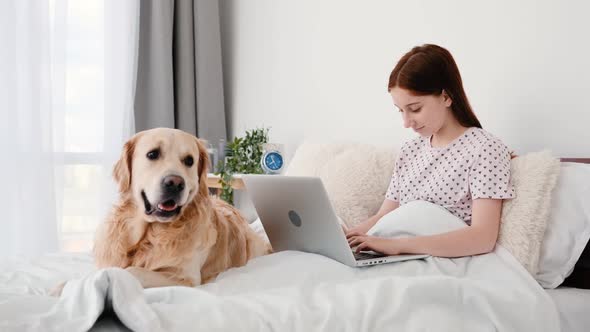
[349,198,503,257]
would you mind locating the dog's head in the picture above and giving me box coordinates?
[113,128,210,223]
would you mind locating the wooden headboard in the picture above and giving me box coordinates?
[560,158,590,164]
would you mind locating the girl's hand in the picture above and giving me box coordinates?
[347,235,402,255]
[345,224,371,238]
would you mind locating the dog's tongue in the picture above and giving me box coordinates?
[158,200,177,211]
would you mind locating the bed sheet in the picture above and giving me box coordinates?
[547,287,590,332]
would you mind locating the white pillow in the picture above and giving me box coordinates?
[368,200,466,238]
[286,141,396,228]
[497,151,561,275]
[535,162,590,288]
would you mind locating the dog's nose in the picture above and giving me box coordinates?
[161,175,185,194]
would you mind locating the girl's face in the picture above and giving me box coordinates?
[389,86,453,137]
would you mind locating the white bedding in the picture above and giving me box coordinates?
[0,211,561,332]
[0,251,560,332]
[547,287,590,332]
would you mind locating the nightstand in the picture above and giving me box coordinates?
[206,173,261,223]
[206,173,245,195]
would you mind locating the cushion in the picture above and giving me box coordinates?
[497,150,561,275]
[368,200,466,238]
[535,162,590,288]
[286,142,396,228]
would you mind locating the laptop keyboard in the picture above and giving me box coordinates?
[353,251,385,261]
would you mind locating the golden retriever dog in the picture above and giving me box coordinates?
[93,128,271,288]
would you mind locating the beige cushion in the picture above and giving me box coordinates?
[497,150,561,275]
[286,142,397,228]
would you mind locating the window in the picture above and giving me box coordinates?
[54,0,106,252]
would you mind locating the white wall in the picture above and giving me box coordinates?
[220,0,590,163]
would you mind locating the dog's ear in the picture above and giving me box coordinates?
[113,137,137,193]
[195,138,210,197]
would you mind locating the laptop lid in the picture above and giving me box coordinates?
[242,174,357,266]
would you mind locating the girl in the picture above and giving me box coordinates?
[347,44,515,257]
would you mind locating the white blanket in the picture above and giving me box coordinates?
[0,202,560,332]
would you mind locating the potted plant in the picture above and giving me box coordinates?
[214,127,269,204]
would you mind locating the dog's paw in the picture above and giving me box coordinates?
[48,281,67,297]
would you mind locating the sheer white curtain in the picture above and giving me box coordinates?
[0,0,59,258]
[0,0,138,259]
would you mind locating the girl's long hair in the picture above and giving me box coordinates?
[388,44,482,128]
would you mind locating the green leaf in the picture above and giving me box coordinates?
[214,127,270,205]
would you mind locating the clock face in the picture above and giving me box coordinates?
[262,151,283,173]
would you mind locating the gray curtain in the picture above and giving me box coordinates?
[134,0,227,145]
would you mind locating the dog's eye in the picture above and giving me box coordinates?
[147,149,160,160]
[183,156,194,167]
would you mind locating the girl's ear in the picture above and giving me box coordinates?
[442,89,453,108]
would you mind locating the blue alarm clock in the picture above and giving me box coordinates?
[261,150,284,174]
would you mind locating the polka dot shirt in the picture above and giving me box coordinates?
[385,127,516,225]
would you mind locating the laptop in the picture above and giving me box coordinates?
[242,174,429,267]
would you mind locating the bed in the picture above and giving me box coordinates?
[547,287,590,332]
[0,229,588,332]
[0,148,588,332]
